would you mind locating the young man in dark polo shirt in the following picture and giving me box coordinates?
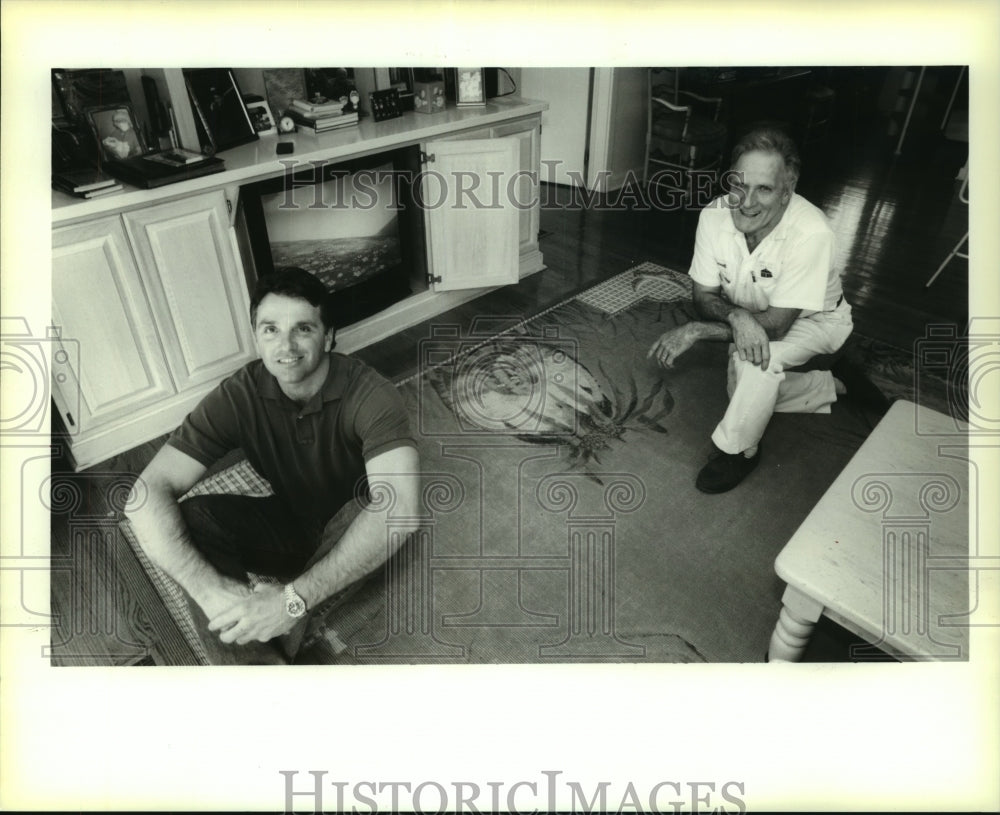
[126,267,420,663]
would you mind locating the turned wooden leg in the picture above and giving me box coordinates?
[768,585,824,662]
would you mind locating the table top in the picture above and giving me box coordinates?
[775,400,971,660]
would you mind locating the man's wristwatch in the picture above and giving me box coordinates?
[283,583,307,619]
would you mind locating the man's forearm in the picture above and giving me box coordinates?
[127,490,232,609]
[693,291,791,340]
[293,493,418,611]
[694,289,742,326]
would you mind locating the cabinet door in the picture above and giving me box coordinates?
[123,190,256,392]
[491,118,542,272]
[51,216,175,433]
[422,137,520,292]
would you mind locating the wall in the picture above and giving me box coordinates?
[590,68,647,192]
[517,68,648,192]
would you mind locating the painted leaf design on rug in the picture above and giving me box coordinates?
[427,336,675,483]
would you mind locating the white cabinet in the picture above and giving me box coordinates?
[424,116,544,285]
[51,102,548,467]
[422,137,521,292]
[51,217,176,432]
[122,194,255,391]
[52,190,255,469]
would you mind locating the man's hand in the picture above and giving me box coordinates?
[197,577,253,621]
[648,324,699,368]
[207,583,298,645]
[728,309,772,370]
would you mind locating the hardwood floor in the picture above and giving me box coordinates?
[48,97,970,665]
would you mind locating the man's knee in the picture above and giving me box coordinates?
[178,493,251,540]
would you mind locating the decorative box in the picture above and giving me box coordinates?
[413,79,446,114]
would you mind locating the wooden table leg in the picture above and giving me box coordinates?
[768,584,824,662]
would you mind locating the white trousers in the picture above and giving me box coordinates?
[711,301,854,455]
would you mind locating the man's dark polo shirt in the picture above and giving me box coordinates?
[168,353,415,526]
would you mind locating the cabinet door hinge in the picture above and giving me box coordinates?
[226,197,233,215]
[426,273,442,285]
[420,151,436,164]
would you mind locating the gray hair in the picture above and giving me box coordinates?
[730,127,801,193]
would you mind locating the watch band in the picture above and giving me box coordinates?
[283,583,307,618]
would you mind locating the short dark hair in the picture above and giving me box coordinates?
[250,267,336,335]
[730,127,801,192]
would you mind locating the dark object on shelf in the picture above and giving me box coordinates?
[183,68,258,153]
[104,154,226,189]
[485,68,501,98]
[52,167,119,193]
[52,122,96,173]
[276,141,294,155]
[304,68,359,111]
[52,68,131,123]
[369,88,402,122]
[142,75,171,144]
[52,167,123,199]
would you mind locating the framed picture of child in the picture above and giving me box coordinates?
[246,99,277,136]
[86,104,147,162]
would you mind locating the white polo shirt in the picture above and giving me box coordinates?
[688,193,843,315]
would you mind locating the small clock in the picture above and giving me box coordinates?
[278,115,296,134]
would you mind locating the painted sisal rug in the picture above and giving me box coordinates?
[120,262,961,665]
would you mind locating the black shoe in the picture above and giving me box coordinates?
[830,358,891,417]
[696,444,761,493]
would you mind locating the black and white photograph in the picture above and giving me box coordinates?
[2,1,999,813]
[86,103,147,161]
[245,98,277,135]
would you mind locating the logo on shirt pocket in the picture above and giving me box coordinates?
[759,268,773,278]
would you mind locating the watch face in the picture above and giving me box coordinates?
[284,585,307,617]
[279,116,296,133]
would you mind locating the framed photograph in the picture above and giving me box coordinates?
[246,99,277,136]
[456,68,486,107]
[183,68,258,153]
[262,68,306,120]
[85,104,148,162]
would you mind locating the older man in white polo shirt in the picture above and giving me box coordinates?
[649,127,855,493]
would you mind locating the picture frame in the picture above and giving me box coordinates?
[85,104,148,163]
[387,67,415,111]
[182,68,258,153]
[455,67,487,107]
[369,88,402,122]
[246,99,277,136]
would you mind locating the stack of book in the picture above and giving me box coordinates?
[52,167,124,199]
[286,98,359,134]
